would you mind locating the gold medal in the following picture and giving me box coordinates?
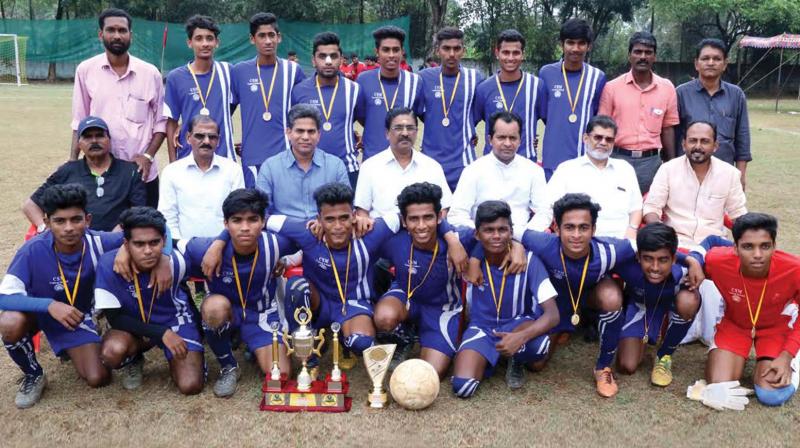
[568,113,577,123]
[316,75,339,134]
[560,249,590,328]
[642,335,648,344]
[262,112,272,121]
[323,122,332,131]
[187,62,217,118]
[561,62,586,126]
[327,241,352,316]
[232,247,259,320]
[751,327,756,339]
[642,281,667,347]
[438,70,460,130]
[571,313,580,326]
[441,117,450,127]
[485,259,508,324]
[406,241,440,311]
[200,107,210,116]
[257,59,278,123]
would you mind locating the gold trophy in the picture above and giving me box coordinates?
[327,322,344,392]
[265,322,284,392]
[283,306,325,392]
[363,344,396,408]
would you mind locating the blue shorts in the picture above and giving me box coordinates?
[619,300,671,344]
[313,297,373,329]
[37,311,101,356]
[457,317,550,370]
[154,323,204,361]
[229,305,283,351]
[380,288,462,358]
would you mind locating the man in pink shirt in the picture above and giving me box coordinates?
[71,8,166,207]
[599,31,678,194]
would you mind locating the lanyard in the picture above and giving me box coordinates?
[133,274,158,323]
[315,75,340,124]
[327,241,351,315]
[739,270,768,339]
[256,60,279,120]
[55,243,85,306]
[232,247,259,319]
[438,70,461,122]
[494,73,525,111]
[485,259,508,323]
[406,241,439,310]
[560,248,590,326]
[642,281,667,343]
[561,62,586,121]
[187,62,217,113]
[379,72,402,111]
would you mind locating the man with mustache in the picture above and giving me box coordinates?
[70,8,165,208]
[599,31,679,194]
[24,116,145,232]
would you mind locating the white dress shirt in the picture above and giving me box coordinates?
[528,155,642,238]
[354,148,452,218]
[158,154,245,240]
[449,152,546,236]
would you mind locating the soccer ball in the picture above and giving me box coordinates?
[389,359,440,410]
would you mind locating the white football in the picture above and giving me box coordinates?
[389,359,440,410]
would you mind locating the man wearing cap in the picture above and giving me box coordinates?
[24,116,146,232]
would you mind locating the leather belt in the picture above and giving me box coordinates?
[612,147,659,158]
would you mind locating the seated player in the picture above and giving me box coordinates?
[451,201,559,398]
[690,213,800,408]
[95,207,204,395]
[615,223,701,387]
[374,182,474,378]
[180,189,294,397]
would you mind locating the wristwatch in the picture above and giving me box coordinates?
[36,223,47,234]
[142,153,154,162]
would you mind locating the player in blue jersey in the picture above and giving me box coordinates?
[473,29,546,161]
[357,25,423,160]
[231,12,306,187]
[374,182,472,377]
[451,201,559,398]
[96,207,204,395]
[180,189,294,397]
[419,27,484,191]
[291,32,363,188]
[615,223,701,387]
[538,19,606,179]
[164,15,235,161]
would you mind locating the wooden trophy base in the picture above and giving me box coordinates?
[260,373,351,412]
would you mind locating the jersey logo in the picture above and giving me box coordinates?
[552,84,564,98]
[404,259,419,275]
[370,92,383,106]
[50,276,64,292]
[432,85,442,98]
[550,269,564,280]
[492,95,504,109]
[315,256,331,271]
[729,287,743,303]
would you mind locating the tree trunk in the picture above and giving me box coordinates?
[427,0,447,57]
[27,0,32,19]
[47,0,64,82]
[1,1,5,20]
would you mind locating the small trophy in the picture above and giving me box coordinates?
[265,322,284,392]
[283,307,325,392]
[364,344,396,408]
[326,322,344,392]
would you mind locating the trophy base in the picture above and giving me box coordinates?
[265,374,287,392]
[326,373,343,393]
[367,391,388,409]
[260,374,351,413]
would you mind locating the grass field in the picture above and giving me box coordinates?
[1,84,799,447]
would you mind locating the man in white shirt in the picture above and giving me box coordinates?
[159,115,245,240]
[528,115,642,238]
[355,107,451,218]
[449,111,546,237]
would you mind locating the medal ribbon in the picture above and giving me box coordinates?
[257,60,279,116]
[133,274,158,323]
[327,241,351,314]
[560,248,590,317]
[232,247,260,319]
[406,241,439,305]
[561,62,586,119]
[315,75,340,123]
[739,270,768,335]
[438,70,461,122]
[485,259,508,322]
[494,74,525,111]
[187,62,217,111]
[379,72,402,112]
[642,281,667,341]
[55,243,86,306]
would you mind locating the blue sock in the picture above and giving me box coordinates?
[4,336,43,376]
[657,312,692,359]
[203,322,237,369]
[596,309,623,370]
[451,376,480,398]
[344,333,374,356]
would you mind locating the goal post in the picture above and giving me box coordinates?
[0,34,27,86]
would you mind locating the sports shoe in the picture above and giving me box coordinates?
[389,340,414,371]
[651,355,673,387]
[594,367,618,398]
[121,356,144,390]
[505,358,526,389]
[213,365,241,398]
[15,373,46,409]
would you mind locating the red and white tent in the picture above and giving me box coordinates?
[739,33,800,49]
[738,34,800,109]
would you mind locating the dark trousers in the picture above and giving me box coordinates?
[145,177,159,208]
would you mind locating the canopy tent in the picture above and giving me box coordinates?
[738,34,800,110]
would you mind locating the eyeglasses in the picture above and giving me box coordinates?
[390,125,418,132]
[590,134,616,145]
[96,176,105,198]
[192,132,220,142]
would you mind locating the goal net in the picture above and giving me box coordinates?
[0,34,27,85]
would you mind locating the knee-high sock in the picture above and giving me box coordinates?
[657,312,692,358]
[203,322,237,369]
[596,309,623,370]
[4,336,43,376]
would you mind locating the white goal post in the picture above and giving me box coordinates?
[0,33,25,86]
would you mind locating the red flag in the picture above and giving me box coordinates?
[162,24,168,48]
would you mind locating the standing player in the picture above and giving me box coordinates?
[451,201,559,398]
[96,207,204,395]
[357,26,423,161]
[615,223,701,387]
[473,29,546,161]
[538,19,606,179]
[231,12,305,187]
[164,15,235,162]
[419,27,484,191]
[291,32,363,188]
[689,213,800,407]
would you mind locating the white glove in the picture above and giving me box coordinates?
[688,380,753,411]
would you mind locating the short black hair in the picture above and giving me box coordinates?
[560,18,593,43]
[313,183,353,211]
[287,104,322,129]
[249,12,279,36]
[496,29,525,50]
[436,27,464,44]
[552,193,601,227]
[685,120,717,141]
[585,114,617,135]
[41,184,88,216]
[98,8,132,30]
[475,200,513,229]
[313,32,341,55]
[397,182,443,218]
[628,31,657,53]
[696,38,728,59]
[385,107,416,131]
[488,111,522,137]
[287,50,297,57]
[188,115,218,134]
[120,207,167,240]
[732,212,778,243]
[186,14,220,39]
[223,189,269,220]
[373,25,406,49]
[637,223,678,256]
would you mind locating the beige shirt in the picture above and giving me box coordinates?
[643,155,747,247]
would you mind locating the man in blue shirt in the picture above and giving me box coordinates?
[164,15,235,161]
[451,201,559,398]
[231,12,305,187]
[419,27,484,191]
[538,19,606,179]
